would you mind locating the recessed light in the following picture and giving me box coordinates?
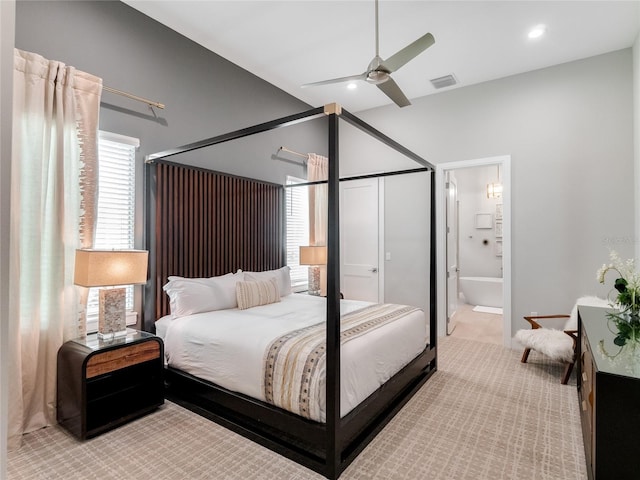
[347,83,358,90]
[528,24,546,39]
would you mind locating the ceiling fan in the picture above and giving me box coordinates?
[301,0,435,108]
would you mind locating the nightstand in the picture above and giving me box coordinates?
[57,329,164,440]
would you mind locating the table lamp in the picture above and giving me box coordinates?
[74,249,148,338]
[299,246,327,296]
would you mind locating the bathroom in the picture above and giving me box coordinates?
[447,164,504,344]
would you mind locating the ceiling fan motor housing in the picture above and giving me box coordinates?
[366,56,391,84]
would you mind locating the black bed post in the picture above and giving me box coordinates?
[429,169,438,353]
[325,103,341,479]
[142,161,157,333]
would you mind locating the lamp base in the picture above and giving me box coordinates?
[97,330,128,340]
[98,287,127,339]
[308,266,321,296]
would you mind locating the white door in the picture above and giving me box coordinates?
[340,178,380,302]
[446,171,459,334]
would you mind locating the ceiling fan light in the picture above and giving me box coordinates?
[347,82,358,90]
[366,70,389,84]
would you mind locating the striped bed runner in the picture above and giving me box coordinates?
[262,303,420,421]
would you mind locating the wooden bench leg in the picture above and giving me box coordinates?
[521,348,531,363]
[561,361,574,385]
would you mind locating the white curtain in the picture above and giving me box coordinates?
[307,153,328,246]
[8,49,102,449]
[307,154,328,295]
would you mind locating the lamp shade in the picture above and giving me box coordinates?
[74,249,148,287]
[299,246,327,266]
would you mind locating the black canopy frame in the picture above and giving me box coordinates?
[143,103,437,479]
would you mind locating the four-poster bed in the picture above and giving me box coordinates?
[143,103,437,479]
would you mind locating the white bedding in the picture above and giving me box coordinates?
[157,294,427,421]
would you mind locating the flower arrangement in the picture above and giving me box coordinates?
[597,250,640,346]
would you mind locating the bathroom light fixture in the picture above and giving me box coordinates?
[487,165,503,199]
[487,182,503,199]
[528,24,546,39]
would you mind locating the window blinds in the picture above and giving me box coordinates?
[85,132,139,331]
[286,177,310,291]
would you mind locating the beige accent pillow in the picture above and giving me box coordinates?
[236,277,281,310]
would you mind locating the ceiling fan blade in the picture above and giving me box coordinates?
[376,77,411,107]
[382,33,435,73]
[301,73,367,88]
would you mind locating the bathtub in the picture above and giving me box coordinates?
[459,276,503,308]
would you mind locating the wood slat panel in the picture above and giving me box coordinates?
[154,162,284,318]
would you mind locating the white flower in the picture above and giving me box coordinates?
[598,250,640,311]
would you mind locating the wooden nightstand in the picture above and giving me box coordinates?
[57,329,164,440]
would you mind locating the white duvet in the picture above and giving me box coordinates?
[158,294,427,421]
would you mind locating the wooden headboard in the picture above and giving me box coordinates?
[145,161,284,328]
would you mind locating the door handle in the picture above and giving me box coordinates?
[370,267,378,273]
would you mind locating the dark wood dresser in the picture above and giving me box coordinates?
[577,305,640,480]
[57,330,164,440]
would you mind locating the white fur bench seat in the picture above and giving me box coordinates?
[515,296,608,383]
[515,328,575,363]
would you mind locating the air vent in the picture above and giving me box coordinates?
[430,74,457,89]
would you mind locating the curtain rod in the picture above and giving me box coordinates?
[278,146,308,159]
[103,85,165,110]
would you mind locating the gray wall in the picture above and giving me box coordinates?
[15,1,326,181]
[12,2,636,340]
[356,49,634,338]
[337,117,431,315]
[383,172,430,315]
[14,0,328,322]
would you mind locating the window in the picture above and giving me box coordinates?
[285,177,309,292]
[86,131,139,332]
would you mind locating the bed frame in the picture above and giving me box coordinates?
[143,104,437,479]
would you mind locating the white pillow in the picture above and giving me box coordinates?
[167,271,240,282]
[244,266,292,297]
[236,278,281,310]
[163,272,245,318]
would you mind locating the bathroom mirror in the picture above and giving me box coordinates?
[475,213,493,229]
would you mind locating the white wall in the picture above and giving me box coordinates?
[634,33,640,261]
[383,172,430,314]
[453,165,503,279]
[0,1,15,475]
[356,49,634,340]
[338,118,431,317]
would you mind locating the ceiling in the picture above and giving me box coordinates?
[124,0,640,112]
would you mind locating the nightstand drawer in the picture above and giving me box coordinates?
[86,341,160,378]
[58,332,164,440]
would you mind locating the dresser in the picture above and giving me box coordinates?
[577,306,640,480]
[57,330,164,440]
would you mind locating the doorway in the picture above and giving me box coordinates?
[436,156,512,347]
[445,170,459,336]
[339,177,383,302]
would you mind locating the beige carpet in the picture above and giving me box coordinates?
[449,303,503,345]
[8,336,587,480]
